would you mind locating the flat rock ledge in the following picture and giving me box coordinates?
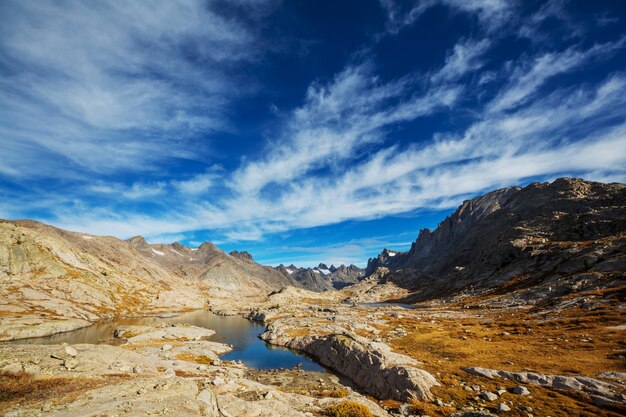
[261,320,438,401]
[462,366,626,407]
[0,317,92,341]
[114,323,216,343]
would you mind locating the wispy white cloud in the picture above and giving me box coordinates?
[257,235,416,267]
[378,0,513,35]
[232,62,461,194]
[2,0,625,256]
[50,64,626,241]
[430,39,491,83]
[0,0,268,178]
[487,38,625,113]
[88,181,167,200]
[172,166,223,195]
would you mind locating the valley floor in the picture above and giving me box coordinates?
[1,288,625,417]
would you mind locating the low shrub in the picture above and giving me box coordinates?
[327,401,373,417]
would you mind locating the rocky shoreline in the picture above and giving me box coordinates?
[260,316,439,402]
[0,323,390,417]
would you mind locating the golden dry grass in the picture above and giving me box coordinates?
[382,302,626,417]
[327,401,373,417]
[0,373,128,407]
[175,353,214,365]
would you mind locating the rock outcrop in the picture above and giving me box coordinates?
[261,319,438,401]
[228,250,254,262]
[462,366,626,407]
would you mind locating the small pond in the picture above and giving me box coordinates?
[10,310,325,372]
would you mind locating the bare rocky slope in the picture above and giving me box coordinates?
[364,178,626,304]
[0,220,297,340]
[0,220,206,340]
[126,236,296,297]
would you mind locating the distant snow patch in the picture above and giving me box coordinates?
[152,249,165,256]
[82,235,94,240]
[170,249,184,256]
[319,268,330,274]
[286,269,294,274]
[313,269,320,274]
[388,251,396,257]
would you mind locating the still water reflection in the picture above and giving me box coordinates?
[11,310,325,372]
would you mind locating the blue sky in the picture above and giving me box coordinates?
[1,0,626,267]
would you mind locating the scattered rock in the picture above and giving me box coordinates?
[462,367,621,402]
[591,394,624,407]
[398,403,412,416]
[480,391,498,401]
[511,386,530,396]
[51,345,79,360]
[64,346,78,357]
[197,389,218,413]
[1,362,23,375]
[450,411,497,417]
[498,402,511,412]
[63,358,79,370]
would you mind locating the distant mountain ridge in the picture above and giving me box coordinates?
[276,263,365,291]
[3,177,623,340]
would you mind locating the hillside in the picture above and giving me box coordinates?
[0,221,296,340]
[361,178,626,305]
[126,237,295,297]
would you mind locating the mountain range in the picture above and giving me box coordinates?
[276,263,364,291]
[1,177,624,340]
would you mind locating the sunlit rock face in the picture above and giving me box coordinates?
[0,219,298,341]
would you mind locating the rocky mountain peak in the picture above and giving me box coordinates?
[229,250,254,262]
[127,235,148,248]
[365,177,626,302]
[197,241,219,255]
[171,242,188,251]
[365,248,400,275]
